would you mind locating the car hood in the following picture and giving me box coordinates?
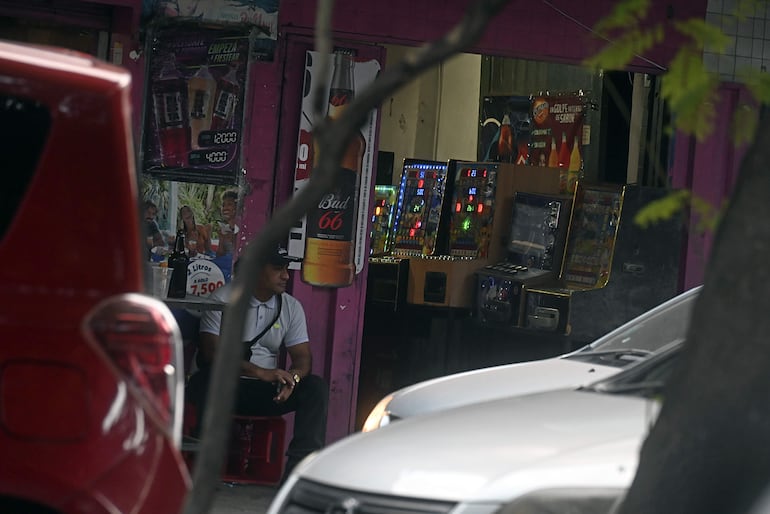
[300,389,658,503]
[385,356,619,420]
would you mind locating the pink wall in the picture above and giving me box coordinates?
[279,0,704,74]
[671,83,753,290]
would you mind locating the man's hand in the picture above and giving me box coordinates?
[266,368,298,403]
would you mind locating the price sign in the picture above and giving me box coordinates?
[189,149,230,166]
[187,259,226,297]
[198,130,239,147]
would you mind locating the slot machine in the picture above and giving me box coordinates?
[407,163,561,308]
[366,184,408,309]
[448,160,498,258]
[368,158,452,310]
[475,191,573,326]
[369,185,398,257]
[391,158,454,256]
[523,183,683,344]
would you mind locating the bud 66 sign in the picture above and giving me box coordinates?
[289,51,381,275]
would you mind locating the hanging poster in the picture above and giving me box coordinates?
[529,93,586,193]
[289,51,381,288]
[141,24,253,185]
[155,0,277,37]
[478,95,532,165]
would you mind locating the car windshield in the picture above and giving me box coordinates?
[565,286,699,366]
[581,340,683,398]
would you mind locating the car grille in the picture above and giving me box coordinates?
[277,478,457,513]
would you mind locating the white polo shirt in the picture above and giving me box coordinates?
[199,283,309,369]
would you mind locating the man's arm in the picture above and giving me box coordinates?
[286,341,312,379]
[200,330,289,382]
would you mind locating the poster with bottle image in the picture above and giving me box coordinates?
[478,96,532,164]
[529,93,587,193]
[142,176,242,297]
[290,51,381,288]
[141,24,253,185]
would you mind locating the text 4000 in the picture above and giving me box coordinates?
[204,150,228,163]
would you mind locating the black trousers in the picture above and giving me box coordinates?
[187,369,329,478]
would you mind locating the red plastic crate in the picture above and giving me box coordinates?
[182,414,286,485]
[222,416,286,485]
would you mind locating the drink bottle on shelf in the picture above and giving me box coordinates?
[167,229,190,299]
[302,53,366,287]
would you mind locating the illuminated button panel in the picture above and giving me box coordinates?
[392,161,450,256]
[449,163,498,258]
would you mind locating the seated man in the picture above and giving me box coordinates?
[187,247,328,481]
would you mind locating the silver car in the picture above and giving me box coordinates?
[363,286,699,431]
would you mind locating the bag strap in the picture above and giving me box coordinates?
[243,294,283,358]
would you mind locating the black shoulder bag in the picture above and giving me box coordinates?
[242,294,283,361]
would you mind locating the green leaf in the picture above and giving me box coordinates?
[633,190,689,228]
[584,25,664,70]
[738,68,770,104]
[673,19,729,52]
[690,195,723,233]
[660,49,719,139]
[731,102,759,146]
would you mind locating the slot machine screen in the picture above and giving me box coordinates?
[448,161,498,258]
[370,185,398,256]
[507,192,572,271]
[392,159,452,256]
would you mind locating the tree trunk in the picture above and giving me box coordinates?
[618,114,770,513]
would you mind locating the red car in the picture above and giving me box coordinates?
[0,41,190,512]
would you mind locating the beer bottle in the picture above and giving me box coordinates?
[302,53,366,287]
[167,229,189,298]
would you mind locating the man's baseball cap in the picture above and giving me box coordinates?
[269,246,300,266]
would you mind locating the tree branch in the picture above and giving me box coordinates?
[181,1,513,512]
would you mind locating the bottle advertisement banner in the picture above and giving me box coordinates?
[289,51,381,288]
[141,24,252,185]
[529,93,586,193]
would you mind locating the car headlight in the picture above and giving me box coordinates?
[361,394,393,432]
[496,488,624,514]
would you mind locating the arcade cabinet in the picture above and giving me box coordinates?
[522,182,683,345]
[406,161,561,308]
[475,190,573,326]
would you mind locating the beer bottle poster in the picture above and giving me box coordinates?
[141,24,253,185]
[289,51,381,287]
[529,93,587,194]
